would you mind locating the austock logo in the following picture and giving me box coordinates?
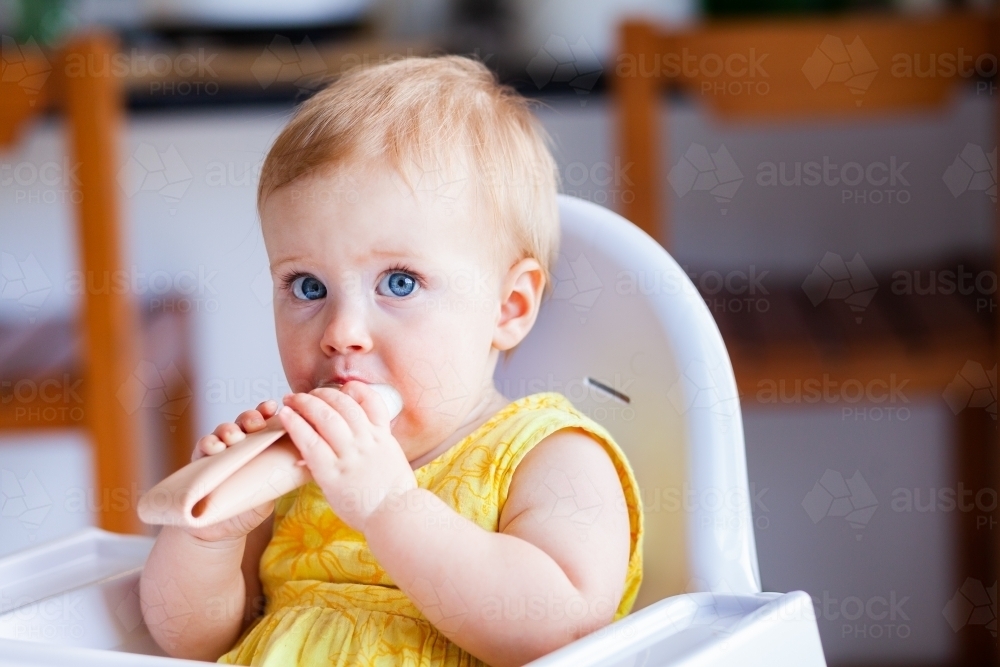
[406,359,469,418]
[0,469,52,531]
[802,469,878,541]
[942,361,997,421]
[943,578,996,637]
[615,44,770,98]
[550,252,603,324]
[0,36,51,103]
[251,35,327,92]
[942,144,996,203]
[668,143,743,215]
[410,576,469,632]
[526,35,602,103]
[667,359,741,428]
[116,361,193,430]
[529,468,603,534]
[802,35,878,106]
[0,252,51,322]
[801,252,878,324]
[117,143,193,213]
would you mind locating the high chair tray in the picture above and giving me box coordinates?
[0,528,825,666]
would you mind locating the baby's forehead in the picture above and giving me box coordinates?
[265,156,505,259]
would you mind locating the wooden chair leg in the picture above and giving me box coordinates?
[614,21,664,247]
[955,406,997,667]
[63,33,144,534]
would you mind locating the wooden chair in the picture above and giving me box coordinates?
[0,33,196,534]
[615,12,996,240]
[612,12,998,663]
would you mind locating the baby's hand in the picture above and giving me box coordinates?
[279,381,417,535]
[183,400,280,543]
[192,399,279,461]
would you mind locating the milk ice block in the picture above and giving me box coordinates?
[137,384,402,529]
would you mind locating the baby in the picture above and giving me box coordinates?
[140,56,643,667]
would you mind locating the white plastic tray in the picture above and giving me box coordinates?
[0,528,826,666]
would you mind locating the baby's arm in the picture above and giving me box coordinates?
[141,525,253,660]
[365,426,631,667]
[140,402,278,660]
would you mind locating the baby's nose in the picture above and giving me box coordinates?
[319,299,373,355]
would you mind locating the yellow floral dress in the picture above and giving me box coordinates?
[218,391,644,667]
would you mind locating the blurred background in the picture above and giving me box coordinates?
[0,0,996,665]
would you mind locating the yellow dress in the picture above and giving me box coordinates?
[218,391,644,667]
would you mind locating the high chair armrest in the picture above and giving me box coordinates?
[524,591,826,667]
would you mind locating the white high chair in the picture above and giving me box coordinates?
[0,195,826,666]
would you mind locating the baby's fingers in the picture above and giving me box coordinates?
[256,399,279,420]
[192,434,226,462]
[277,405,337,475]
[213,422,247,445]
[235,408,269,433]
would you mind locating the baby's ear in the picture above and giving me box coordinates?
[493,258,545,352]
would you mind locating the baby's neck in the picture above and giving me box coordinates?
[408,388,510,470]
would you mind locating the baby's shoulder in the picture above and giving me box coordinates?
[499,426,627,531]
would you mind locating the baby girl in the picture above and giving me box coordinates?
[140,55,643,667]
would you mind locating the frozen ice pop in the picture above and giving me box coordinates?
[137,383,403,529]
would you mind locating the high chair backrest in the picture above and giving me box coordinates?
[494,195,761,611]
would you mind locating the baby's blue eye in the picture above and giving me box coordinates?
[377,271,417,298]
[291,275,327,301]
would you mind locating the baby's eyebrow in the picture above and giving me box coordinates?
[369,248,423,260]
[270,248,423,271]
[271,256,305,270]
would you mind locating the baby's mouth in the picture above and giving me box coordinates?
[317,381,404,420]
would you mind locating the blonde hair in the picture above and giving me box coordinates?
[258,55,560,303]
